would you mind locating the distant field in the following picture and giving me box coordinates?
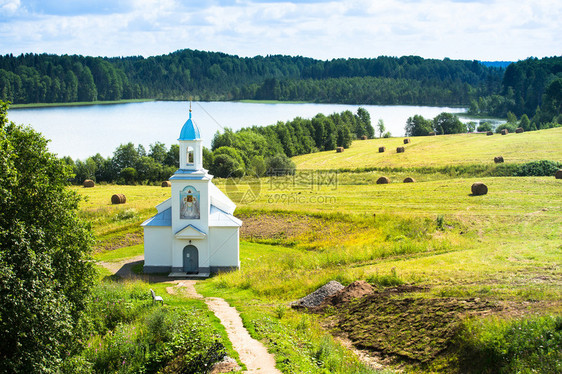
[293,127,562,170]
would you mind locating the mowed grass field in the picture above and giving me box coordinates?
[293,127,562,169]
[76,124,562,304]
[77,127,561,372]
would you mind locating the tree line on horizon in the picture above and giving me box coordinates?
[66,108,373,184]
[0,50,500,105]
[1,50,560,130]
[468,56,562,130]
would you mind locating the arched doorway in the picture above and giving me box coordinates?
[183,245,198,273]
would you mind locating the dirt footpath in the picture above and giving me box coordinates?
[98,258,281,373]
[171,281,281,374]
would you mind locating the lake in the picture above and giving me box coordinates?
[7,101,491,160]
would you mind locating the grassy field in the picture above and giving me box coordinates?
[293,127,562,169]
[79,128,562,373]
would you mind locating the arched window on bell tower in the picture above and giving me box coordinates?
[187,146,194,165]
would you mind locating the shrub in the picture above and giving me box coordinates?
[477,122,492,132]
[456,315,562,373]
[266,153,296,176]
[210,154,244,178]
[495,122,517,134]
[80,284,226,374]
[515,160,562,176]
[113,208,138,221]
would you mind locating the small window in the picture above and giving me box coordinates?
[187,146,194,165]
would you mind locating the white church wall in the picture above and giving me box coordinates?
[143,227,172,273]
[209,227,240,271]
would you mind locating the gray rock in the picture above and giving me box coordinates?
[291,280,344,309]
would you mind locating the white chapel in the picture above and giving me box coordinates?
[141,108,242,276]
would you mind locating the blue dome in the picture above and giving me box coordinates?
[178,111,201,140]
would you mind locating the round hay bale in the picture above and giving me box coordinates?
[378,146,386,153]
[361,135,368,140]
[429,131,436,136]
[161,181,171,187]
[83,179,95,188]
[396,146,405,153]
[486,131,493,136]
[336,146,344,153]
[403,177,416,183]
[471,182,488,196]
[111,194,127,204]
[403,138,411,144]
[555,169,562,179]
[516,127,524,133]
[376,176,390,184]
[501,129,508,135]
[494,156,504,163]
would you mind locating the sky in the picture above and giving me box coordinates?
[0,0,560,62]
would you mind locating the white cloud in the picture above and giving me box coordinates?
[0,0,20,17]
[0,0,560,61]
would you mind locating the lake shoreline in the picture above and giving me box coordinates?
[10,98,155,109]
[7,101,485,160]
[11,98,472,110]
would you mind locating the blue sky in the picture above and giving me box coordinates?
[0,0,560,61]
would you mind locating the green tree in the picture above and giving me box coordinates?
[405,115,432,136]
[433,112,465,134]
[506,111,518,124]
[468,99,479,115]
[265,153,296,175]
[149,141,168,164]
[112,142,139,170]
[210,154,243,178]
[203,147,213,170]
[477,122,493,132]
[248,155,266,177]
[164,144,179,167]
[356,107,374,138]
[542,78,562,119]
[519,114,531,131]
[377,119,386,138]
[74,157,97,182]
[120,167,137,184]
[0,101,95,373]
[135,156,162,182]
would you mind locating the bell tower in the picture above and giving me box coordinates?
[178,103,204,171]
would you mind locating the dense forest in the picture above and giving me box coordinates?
[469,56,562,129]
[66,108,373,184]
[0,50,501,106]
[1,50,560,129]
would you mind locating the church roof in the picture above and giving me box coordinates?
[175,224,207,239]
[209,183,237,215]
[141,205,241,228]
[141,207,171,227]
[209,205,243,227]
[178,111,201,141]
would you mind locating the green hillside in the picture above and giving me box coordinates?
[293,127,562,170]
[73,124,562,373]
